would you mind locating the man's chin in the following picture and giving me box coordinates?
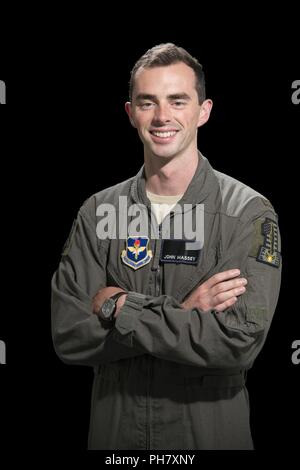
[151,152,178,162]
[149,145,179,160]
[144,140,183,161]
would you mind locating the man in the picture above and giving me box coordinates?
[51,43,281,449]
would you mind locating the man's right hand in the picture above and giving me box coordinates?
[181,269,247,313]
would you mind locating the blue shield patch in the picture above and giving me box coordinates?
[121,236,153,270]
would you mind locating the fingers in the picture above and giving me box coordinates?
[184,268,248,313]
[214,296,238,312]
[213,279,247,310]
[204,269,241,288]
[212,278,247,297]
[215,286,245,304]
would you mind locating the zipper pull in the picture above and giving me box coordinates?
[158,223,162,238]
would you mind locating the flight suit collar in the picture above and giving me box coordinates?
[130,151,218,209]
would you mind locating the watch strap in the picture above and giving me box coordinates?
[110,291,128,303]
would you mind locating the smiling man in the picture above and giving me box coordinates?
[126,62,210,160]
[51,44,282,449]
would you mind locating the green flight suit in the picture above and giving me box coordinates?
[51,154,281,449]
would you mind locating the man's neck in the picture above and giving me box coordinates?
[144,149,199,196]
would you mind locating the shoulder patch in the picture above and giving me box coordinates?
[249,218,281,268]
[62,219,77,256]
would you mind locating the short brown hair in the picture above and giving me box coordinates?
[129,43,206,104]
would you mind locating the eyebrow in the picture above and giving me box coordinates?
[135,93,191,101]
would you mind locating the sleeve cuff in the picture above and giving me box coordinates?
[112,291,147,347]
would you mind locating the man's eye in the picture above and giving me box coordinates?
[139,102,154,109]
[173,101,186,107]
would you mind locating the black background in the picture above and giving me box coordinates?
[0,9,299,455]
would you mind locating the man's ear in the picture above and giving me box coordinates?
[197,99,213,128]
[125,101,136,128]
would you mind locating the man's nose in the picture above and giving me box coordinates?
[153,104,172,124]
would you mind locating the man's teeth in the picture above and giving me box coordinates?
[152,131,177,138]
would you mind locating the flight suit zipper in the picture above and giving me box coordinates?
[146,355,153,449]
[155,223,162,297]
[146,222,162,449]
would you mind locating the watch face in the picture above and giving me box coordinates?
[101,298,115,319]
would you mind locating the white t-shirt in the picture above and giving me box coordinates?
[146,190,184,225]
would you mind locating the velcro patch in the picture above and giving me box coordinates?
[160,239,202,265]
[255,218,281,268]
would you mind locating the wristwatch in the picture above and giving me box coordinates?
[98,291,128,323]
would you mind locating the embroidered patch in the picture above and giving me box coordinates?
[256,218,280,268]
[121,236,153,270]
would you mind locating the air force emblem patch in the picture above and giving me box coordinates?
[121,236,153,270]
[256,218,280,268]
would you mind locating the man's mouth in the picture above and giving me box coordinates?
[149,129,179,143]
[150,130,178,138]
